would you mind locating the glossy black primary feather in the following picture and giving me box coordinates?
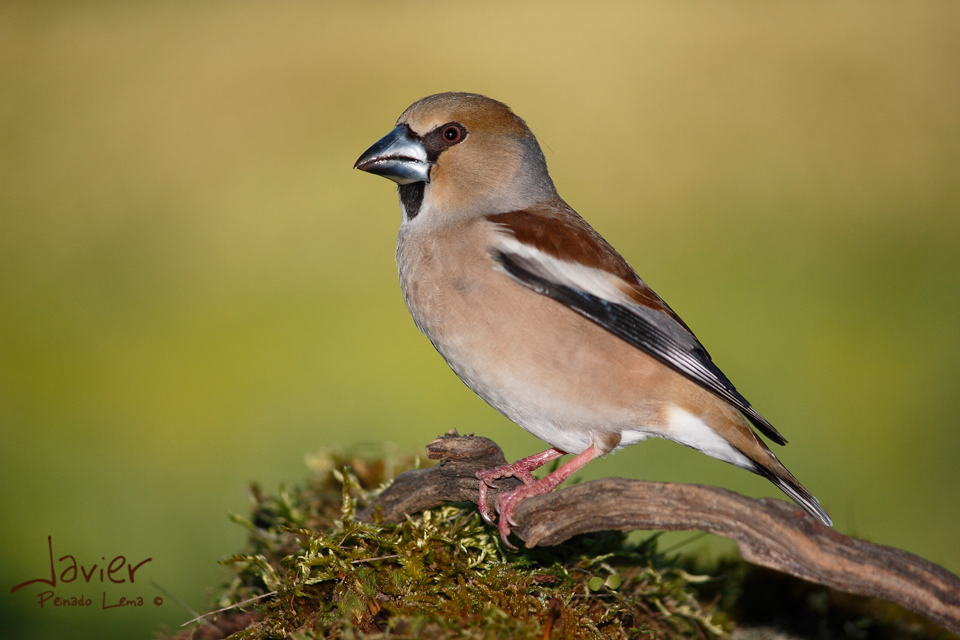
[494,250,787,446]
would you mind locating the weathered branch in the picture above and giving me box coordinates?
[359,431,960,634]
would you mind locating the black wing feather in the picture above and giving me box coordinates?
[495,250,787,445]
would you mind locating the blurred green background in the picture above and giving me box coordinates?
[1,2,958,638]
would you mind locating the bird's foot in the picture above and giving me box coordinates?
[476,464,536,526]
[480,444,605,548]
[475,448,565,526]
[493,479,560,549]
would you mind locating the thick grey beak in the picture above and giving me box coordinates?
[354,125,431,185]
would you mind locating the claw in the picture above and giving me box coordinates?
[476,478,497,524]
[498,522,517,550]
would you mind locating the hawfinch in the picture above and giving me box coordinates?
[354,92,832,546]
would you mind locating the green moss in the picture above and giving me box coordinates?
[165,447,957,640]
[177,447,721,639]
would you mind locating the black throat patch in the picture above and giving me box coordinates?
[398,182,425,220]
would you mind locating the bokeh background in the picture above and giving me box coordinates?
[2,2,958,638]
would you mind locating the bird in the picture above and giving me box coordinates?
[353,92,831,546]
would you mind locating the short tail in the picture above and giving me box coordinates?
[753,463,833,526]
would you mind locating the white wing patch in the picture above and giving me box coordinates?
[494,236,638,308]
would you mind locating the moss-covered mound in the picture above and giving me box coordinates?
[162,447,954,640]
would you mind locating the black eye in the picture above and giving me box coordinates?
[441,124,464,144]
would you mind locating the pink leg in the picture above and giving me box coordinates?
[494,443,605,549]
[476,448,565,525]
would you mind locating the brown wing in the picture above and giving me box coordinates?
[487,201,787,446]
[486,203,696,334]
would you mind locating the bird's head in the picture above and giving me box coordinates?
[354,92,557,221]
